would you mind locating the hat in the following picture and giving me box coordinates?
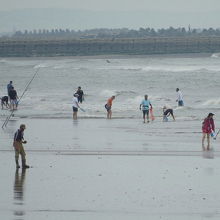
[20,124,26,129]
[208,113,214,117]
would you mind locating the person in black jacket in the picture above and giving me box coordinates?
[1,96,9,109]
[13,124,29,169]
[76,86,84,103]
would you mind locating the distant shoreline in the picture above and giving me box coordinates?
[1,36,220,57]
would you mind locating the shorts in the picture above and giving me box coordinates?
[72,107,78,112]
[202,128,211,134]
[178,100,184,106]
[143,109,149,117]
[11,99,17,105]
[164,109,173,116]
[105,104,111,112]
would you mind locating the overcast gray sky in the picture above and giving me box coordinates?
[0,0,220,32]
[1,0,220,12]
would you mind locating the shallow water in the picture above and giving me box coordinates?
[1,54,220,220]
[0,54,220,120]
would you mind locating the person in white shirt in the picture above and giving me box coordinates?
[176,88,184,106]
[72,94,80,120]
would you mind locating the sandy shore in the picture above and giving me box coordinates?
[0,118,220,220]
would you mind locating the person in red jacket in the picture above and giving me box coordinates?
[202,113,215,151]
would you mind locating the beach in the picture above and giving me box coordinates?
[0,54,220,219]
[0,118,220,220]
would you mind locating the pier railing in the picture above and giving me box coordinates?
[0,37,220,56]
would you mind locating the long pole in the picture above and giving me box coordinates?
[2,68,40,129]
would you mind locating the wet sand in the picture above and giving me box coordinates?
[0,118,220,220]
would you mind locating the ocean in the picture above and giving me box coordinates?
[1,53,220,121]
[1,54,220,220]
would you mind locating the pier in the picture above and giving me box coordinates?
[0,37,220,57]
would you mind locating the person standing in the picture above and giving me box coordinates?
[202,113,215,151]
[9,87,18,110]
[139,95,152,123]
[163,105,175,121]
[76,86,84,103]
[7,81,13,97]
[105,96,115,119]
[176,88,184,106]
[72,94,80,120]
[13,124,29,169]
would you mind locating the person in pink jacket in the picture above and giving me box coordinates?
[202,113,215,151]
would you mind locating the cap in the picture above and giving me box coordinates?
[20,124,26,129]
[208,113,214,117]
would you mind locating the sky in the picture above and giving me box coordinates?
[1,0,220,12]
[0,0,220,33]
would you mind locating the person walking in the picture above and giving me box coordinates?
[76,86,84,103]
[202,113,215,151]
[13,124,29,169]
[176,88,184,106]
[72,94,80,120]
[140,95,152,123]
[105,96,115,119]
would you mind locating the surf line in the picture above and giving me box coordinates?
[2,68,40,129]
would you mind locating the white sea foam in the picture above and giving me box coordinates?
[202,98,220,106]
[0,59,7,63]
[1,55,220,121]
[53,65,65,69]
[211,53,220,58]
[34,63,49,68]
[97,65,219,73]
[99,89,117,97]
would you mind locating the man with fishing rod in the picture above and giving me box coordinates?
[13,124,29,169]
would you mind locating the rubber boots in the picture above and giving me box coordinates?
[22,159,30,169]
[15,159,20,169]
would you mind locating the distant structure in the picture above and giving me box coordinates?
[0,27,220,57]
[188,24,191,33]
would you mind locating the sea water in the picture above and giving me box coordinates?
[0,53,220,120]
[1,54,220,220]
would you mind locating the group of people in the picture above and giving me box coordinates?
[102,88,216,152]
[2,82,215,169]
[1,81,18,110]
[104,88,182,123]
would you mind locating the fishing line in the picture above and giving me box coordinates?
[2,68,40,128]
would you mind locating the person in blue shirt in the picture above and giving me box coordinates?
[139,95,152,123]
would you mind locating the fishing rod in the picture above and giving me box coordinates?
[214,129,220,140]
[2,68,40,129]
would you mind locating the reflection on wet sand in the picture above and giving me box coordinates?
[202,148,214,159]
[13,169,26,219]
